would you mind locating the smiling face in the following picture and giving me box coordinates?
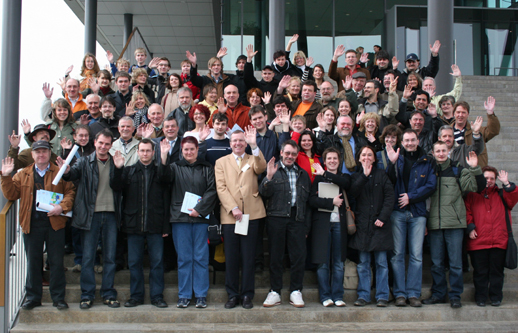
[169,75,180,89]
[363,82,378,99]
[99,74,110,88]
[224,85,239,107]
[192,109,207,126]
[301,84,316,103]
[410,113,425,133]
[55,106,69,123]
[87,95,100,117]
[181,62,191,75]
[210,60,222,76]
[100,101,115,119]
[324,152,340,173]
[137,74,147,86]
[423,78,435,92]
[294,56,305,66]
[274,102,289,116]
[118,62,129,72]
[336,116,353,137]
[383,73,394,89]
[323,109,335,125]
[407,75,419,88]
[73,128,90,147]
[383,134,397,148]
[484,171,497,187]
[148,106,164,127]
[275,56,286,67]
[236,59,246,71]
[261,69,274,82]
[116,77,130,94]
[345,51,357,67]
[364,118,377,134]
[230,132,246,156]
[135,95,146,109]
[454,106,469,127]
[376,57,389,69]
[313,67,323,79]
[441,100,453,115]
[352,78,366,92]
[338,100,351,116]
[158,60,171,75]
[178,90,192,109]
[406,59,420,71]
[85,56,95,70]
[250,112,266,132]
[281,144,298,167]
[359,147,375,166]
[320,82,334,100]
[118,119,135,140]
[205,88,217,104]
[402,132,419,152]
[65,79,80,99]
[288,81,301,96]
[433,143,449,163]
[31,148,51,167]
[94,134,113,159]
[291,120,305,133]
[414,94,429,111]
[300,134,313,153]
[249,92,261,107]
[182,142,198,164]
[163,119,179,141]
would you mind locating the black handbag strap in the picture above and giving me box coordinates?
[498,189,513,235]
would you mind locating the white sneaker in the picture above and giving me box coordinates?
[322,299,334,307]
[290,290,305,308]
[334,300,346,307]
[263,291,281,307]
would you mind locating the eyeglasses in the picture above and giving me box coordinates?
[283,151,298,156]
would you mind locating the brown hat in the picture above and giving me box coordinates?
[28,124,56,142]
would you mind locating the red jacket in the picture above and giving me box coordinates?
[180,73,200,100]
[296,151,321,183]
[465,184,518,251]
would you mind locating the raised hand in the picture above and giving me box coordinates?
[125,101,136,116]
[244,125,257,149]
[246,44,257,62]
[1,157,14,175]
[466,150,478,168]
[306,56,314,67]
[65,65,74,76]
[279,110,291,125]
[428,103,437,118]
[430,40,441,56]
[450,64,461,77]
[8,130,21,149]
[356,110,365,125]
[216,97,227,114]
[423,85,435,97]
[389,76,398,93]
[216,47,228,59]
[57,77,66,91]
[471,116,483,134]
[261,91,272,105]
[316,112,326,130]
[333,45,346,62]
[403,84,413,99]
[288,34,299,45]
[199,125,211,142]
[21,119,31,135]
[498,170,509,186]
[386,144,400,164]
[333,193,343,207]
[136,123,145,138]
[185,50,197,67]
[80,114,90,125]
[278,75,291,90]
[160,139,170,164]
[104,64,111,71]
[60,137,73,150]
[484,96,495,115]
[266,157,278,181]
[42,83,54,99]
[148,57,161,69]
[392,56,399,69]
[342,75,352,90]
[89,77,99,93]
[313,162,325,176]
[360,52,369,64]
[362,161,372,176]
[113,150,125,169]
[142,123,155,138]
[106,50,114,63]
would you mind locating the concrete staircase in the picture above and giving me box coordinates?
[11,75,518,332]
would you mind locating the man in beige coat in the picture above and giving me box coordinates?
[215,127,266,310]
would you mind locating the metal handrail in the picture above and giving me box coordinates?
[493,67,518,76]
[0,200,25,333]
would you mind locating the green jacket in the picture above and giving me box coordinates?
[428,159,482,230]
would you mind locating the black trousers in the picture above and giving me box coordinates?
[222,219,260,299]
[268,208,306,294]
[469,248,506,302]
[24,226,66,302]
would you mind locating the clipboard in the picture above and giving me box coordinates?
[318,182,339,213]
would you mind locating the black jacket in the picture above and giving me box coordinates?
[89,116,121,142]
[316,131,368,158]
[166,107,194,138]
[63,152,122,230]
[109,91,132,118]
[111,161,170,234]
[259,163,312,233]
[348,167,394,252]
[158,159,217,224]
[148,74,168,105]
[396,54,440,91]
[244,62,279,96]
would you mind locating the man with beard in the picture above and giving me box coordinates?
[166,87,194,137]
[357,79,399,132]
[319,81,356,112]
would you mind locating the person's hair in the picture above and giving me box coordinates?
[337,114,354,125]
[52,98,75,124]
[273,50,287,61]
[131,68,149,84]
[287,77,302,94]
[74,124,90,135]
[322,147,342,165]
[297,130,317,156]
[207,56,223,73]
[165,73,182,90]
[403,128,418,139]
[98,69,112,82]
[272,95,291,108]
[438,125,454,138]
[158,57,171,67]
[439,95,456,106]
[181,136,199,149]
[188,103,211,122]
[423,76,436,87]
[95,129,114,143]
[345,49,357,57]
[407,72,423,90]
[248,105,267,119]
[302,80,317,92]
[410,110,425,121]
[355,145,378,166]
[119,116,134,125]
[377,50,390,60]
[482,165,499,178]
[291,115,306,126]
[147,103,164,115]
[202,84,217,98]
[212,112,228,124]
[453,101,471,114]
[177,86,193,98]
[414,89,430,103]
[320,106,338,128]
[134,47,147,56]
[432,140,448,151]
[181,59,192,67]
[66,77,80,87]
[374,45,382,50]
[163,116,179,126]
[281,139,299,153]
[366,79,381,90]
[236,55,247,65]
[229,130,244,140]
[115,71,131,82]
[379,124,402,147]
[247,88,264,102]
[131,91,150,107]
[116,58,130,69]
[138,138,155,150]
[100,95,117,108]
[338,99,352,113]
[80,53,100,76]
[384,69,396,78]
[359,112,380,132]
[313,64,325,74]
[292,51,307,64]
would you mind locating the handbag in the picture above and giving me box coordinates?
[498,189,517,270]
[342,190,356,235]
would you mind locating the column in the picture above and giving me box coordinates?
[84,0,98,54]
[428,0,453,94]
[268,0,285,64]
[124,13,133,46]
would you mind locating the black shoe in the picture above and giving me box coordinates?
[225,297,239,309]
[376,299,388,307]
[79,299,93,309]
[195,297,207,308]
[103,298,120,308]
[151,299,168,308]
[53,300,69,310]
[354,298,371,306]
[22,300,41,310]
[422,296,446,305]
[115,264,124,272]
[450,298,462,308]
[242,296,253,309]
[476,300,486,307]
[491,300,501,307]
[124,298,143,307]
[64,244,73,254]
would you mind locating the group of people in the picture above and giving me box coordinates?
[1,35,516,312]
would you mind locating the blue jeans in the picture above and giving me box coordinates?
[172,223,209,299]
[80,212,118,300]
[429,228,464,300]
[390,210,426,299]
[127,233,164,302]
[357,251,389,302]
[316,222,344,302]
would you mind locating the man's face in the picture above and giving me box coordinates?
[73,128,90,147]
[433,143,449,163]
[376,57,389,69]
[33,131,50,142]
[138,142,154,165]
[441,100,453,114]
[336,117,353,137]
[230,132,246,155]
[274,103,288,116]
[118,119,135,140]
[281,145,298,167]
[210,60,222,76]
[406,59,420,71]
[250,112,266,132]
[163,119,179,141]
[439,129,455,149]
[345,51,357,66]
[410,114,425,133]
[402,132,419,152]
[301,85,316,103]
[65,80,79,98]
[137,74,147,85]
[261,69,274,82]
[157,60,171,75]
[94,134,113,158]
[275,56,286,67]
[363,82,378,99]
[224,85,239,106]
[352,78,366,92]
[116,77,130,93]
[423,79,435,92]
[320,82,334,102]
[454,106,469,126]
[324,152,340,172]
[236,59,246,71]
[181,62,191,74]
[484,171,497,187]
[213,119,228,136]
[118,62,129,72]
[383,73,394,90]
[31,148,51,166]
[414,94,429,111]
[100,102,115,119]
[291,120,305,132]
[135,52,146,65]
[178,91,192,110]
[148,106,164,126]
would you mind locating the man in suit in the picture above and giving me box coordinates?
[214,128,267,309]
